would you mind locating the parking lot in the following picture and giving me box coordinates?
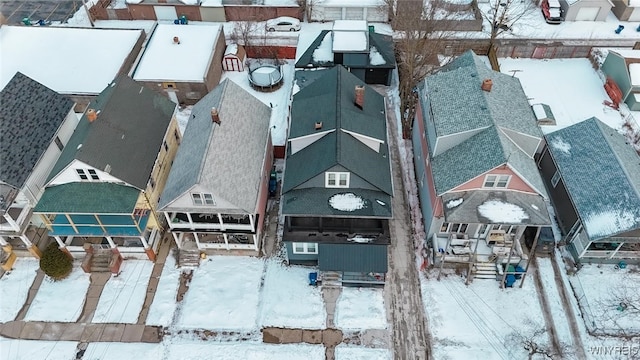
[0,0,80,25]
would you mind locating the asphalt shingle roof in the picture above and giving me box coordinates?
[546,117,640,240]
[47,75,176,189]
[0,72,73,190]
[422,50,545,195]
[158,79,272,212]
[283,66,391,196]
[34,182,139,213]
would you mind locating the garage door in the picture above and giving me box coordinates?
[366,7,388,22]
[574,7,600,21]
[154,6,177,21]
[320,7,343,21]
[345,7,365,20]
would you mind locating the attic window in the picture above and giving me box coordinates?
[87,169,99,180]
[483,175,510,188]
[192,193,215,206]
[76,169,88,180]
[326,172,349,188]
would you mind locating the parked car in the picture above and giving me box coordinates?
[265,16,301,32]
[541,0,564,24]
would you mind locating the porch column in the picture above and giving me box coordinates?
[218,214,226,231]
[20,234,42,259]
[609,242,625,259]
[253,234,258,251]
[193,232,201,250]
[55,236,71,256]
[223,233,230,250]
[173,232,181,248]
[164,212,173,228]
[186,213,194,227]
[140,235,156,261]
[3,214,20,232]
[105,236,117,249]
[249,214,255,231]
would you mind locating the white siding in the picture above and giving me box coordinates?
[289,130,333,155]
[433,127,488,157]
[48,159,128,186]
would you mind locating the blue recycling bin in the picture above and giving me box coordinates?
[504,274,516,288]
[308,272,318,286]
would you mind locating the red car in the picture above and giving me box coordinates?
[541,0,564,24]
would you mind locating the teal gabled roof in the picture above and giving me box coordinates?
[283,66,391,196]
[34,182,140,214]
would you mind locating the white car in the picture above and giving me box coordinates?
[265,16,301,32]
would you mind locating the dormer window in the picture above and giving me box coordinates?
[192,193,215,206]
[483,175,510,188]
[326,172,349,188]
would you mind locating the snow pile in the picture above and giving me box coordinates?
[0,337,78,360]
[629,63,640,87]
[0,258,38,322]
[175,105,193,136]
[312,32,333,63]
[93,260,154,324]
[335,288,387,330]
[333,31,368,52]
[84,342,162,360]
[24,266,90,322]
[347,235,375,243]
[335,345,392,360]
[583,208,640,239]
[478,200,529,223]
[260,259,326,329]
[224,43,238,56]
[177,256,264,330]
[369,46,386,66]
[126,0,143,3]
[329,193,366,211]
[146,253,182,326]
[446,198,463,209]
[549,137,571,155]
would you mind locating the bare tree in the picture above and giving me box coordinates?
[382,0,460,138]
[505,319,572,359]
[231,20,258,47]
[296,0,321,22]
[480,0,537,69]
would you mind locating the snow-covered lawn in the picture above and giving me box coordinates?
[335,345,392,360]
[220,60,294,146]
[24,265,90,322]
[259,259,325,329]
[165,341,325,360]
[83,342,162,360]
[146,253,181,326]
[422,270,546,360]
[92,260,154,323]
[335,288,387,330]
[177,256,264,330]
[499,58,624,134]
[0,337,78,360]
[570,263,640,334]
[0,258,39,322]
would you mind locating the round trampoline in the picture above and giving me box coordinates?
[248,65,284,92]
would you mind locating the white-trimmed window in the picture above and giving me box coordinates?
[551,170,561,188]
[76,169,88,180]
[325,172,349,188]
[192,193,215,206]
[483,175,510,188]
[440,222,468,233]
[292,242,318,254]
[87,169,99,180]
[492,224,518,234]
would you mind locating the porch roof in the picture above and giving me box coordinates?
[281,188,392,218]
[442,190,551,226]
[34,182,140,214]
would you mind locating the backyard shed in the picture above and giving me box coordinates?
[222,44,246,72]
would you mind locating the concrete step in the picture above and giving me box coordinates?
[474,274,498,280]
[178,249,201,268]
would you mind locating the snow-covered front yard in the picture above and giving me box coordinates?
[0,337,78,360]
[176,256,264,330]
[92,260,154,323]
[24,265,90,322]
[335,287,387,330]
[0,258,39,322]
[259,259,326,329]
[146,252,181,327]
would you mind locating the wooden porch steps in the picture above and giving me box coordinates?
[178,248,201,268]
[90,250,114,273]
[472,262,498,280]
[320,271,342,288]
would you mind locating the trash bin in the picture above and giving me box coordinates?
[368,25,375,33]
[308,272,318,286]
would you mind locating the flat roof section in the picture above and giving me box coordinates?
[0,26,143,94]
[133,23,221,83]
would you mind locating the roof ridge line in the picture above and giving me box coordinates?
[336,67,342,163]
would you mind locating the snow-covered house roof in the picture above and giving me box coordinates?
[419,50,546,197]
[158,79,272,212]
[0,26,143,95]
[545,117,640,240]
[133,23,222,82]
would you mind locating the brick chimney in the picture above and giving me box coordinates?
[315,121,323,130]
[87,108,97,122]
[481,78,493,92]
[173,36,180,44]
[354,85,365,109]
[211,107,221,125]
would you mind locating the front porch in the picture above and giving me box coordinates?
[173,231,260,252]
[53,229,161,261]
